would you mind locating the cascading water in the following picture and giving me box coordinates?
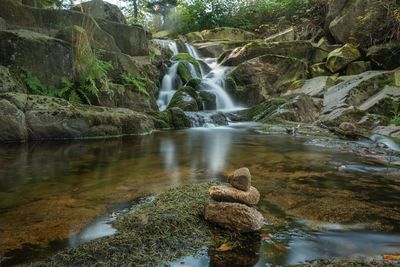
[157,41,237,112]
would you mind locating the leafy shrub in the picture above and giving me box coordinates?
[121,74,150,97]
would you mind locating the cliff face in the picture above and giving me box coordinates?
[0,0,176,143]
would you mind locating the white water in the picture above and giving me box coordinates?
[156,42,236,112]
[153,39,179,56]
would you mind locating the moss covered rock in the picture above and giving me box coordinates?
[220,41,315,66]
[326,44,361,73]
[200,27,255,41]
[228,55,308,105]
[185,31,204,42]
[167,86,200,111]
[199,91,217,110]
[172,53,201,84]
[149,107,191,129]
[185,78,202,90]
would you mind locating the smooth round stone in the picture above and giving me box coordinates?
[204,201,264,232]
[209,185,260,206]
[228,167,251,191]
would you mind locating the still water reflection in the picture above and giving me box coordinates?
[0,123,399,265]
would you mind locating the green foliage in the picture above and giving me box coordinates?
[391,100,400,125]
[174,0,327,38]
[121,74,150,97]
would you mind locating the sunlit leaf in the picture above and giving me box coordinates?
[218,243,232,252]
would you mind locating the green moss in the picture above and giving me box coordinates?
[30,182,220,266]
[148,110,173,129]
[185,78,202,90]
[177,62,194,84]
[168,86,200,111]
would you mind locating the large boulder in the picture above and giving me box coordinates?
[220,41,315,66]
[286,76,335,98]
[328,0,394,48]
[167,86,200,111]
[319,70,399,126]
[209,185,260,206]
[227,55,308,105]
[0,29,73,87]
[0,98,27,142]
[200,27,255,41]
[367,42,400,70]
[0,66,25,93]
[71,0,127,24]
[245,94,320,124]
[0,93,154,142]
[358,86,400,117]
[204,201,264,232]
[192,40,248,58]
[0,0,121,53]
[326,44,361,73]
[149,107,191,129]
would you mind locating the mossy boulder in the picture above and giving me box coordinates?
[172,53,201,84]
[0,92,154,142]
[185,31,204,42]
[220,41,315,66]
[185,78,202,90]
[326,44,361,73]
[71,0,127,24]
[328,0,395,48]
[167,86,200,111]
[0,66,24,94]
[240,94,320,123]
[228,55,308,105]
[319,70,399,127]
[149,107,191,129]
[200,27,255,41]
[367,42,400,70]
[199,91,217,110]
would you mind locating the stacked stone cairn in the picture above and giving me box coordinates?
[204,167,265,232]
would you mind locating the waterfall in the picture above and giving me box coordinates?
[153,39,179,56]
[156,41,236,112]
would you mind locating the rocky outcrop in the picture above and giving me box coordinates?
[204,168,264,233]
[0,92,154,142]
[227,55,308,105]
[200,27,255,41]
[192,40,248,58]
[319,70,399,126]
[244,94,320,124]
[328,0,394,48]
[71,0,127,24]
[0,0,149,56]
[220,41,315,66]
[286,76,335,98]
[0,29,73,87]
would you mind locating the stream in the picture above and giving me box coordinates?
[0,41,400,266]
[1,123,400,265]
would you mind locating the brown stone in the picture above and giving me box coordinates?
[204,201,264,232]
[228,167,251,191]
[209,185,260,206]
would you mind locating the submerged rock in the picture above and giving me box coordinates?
[204,201,264,232]
[209,185,260,206]
[228,167,251,191]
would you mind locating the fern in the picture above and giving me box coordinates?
[120,74,150,97]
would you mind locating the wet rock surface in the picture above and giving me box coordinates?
[204,168,264,232]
